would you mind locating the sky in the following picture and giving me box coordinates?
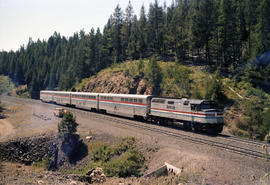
[0,0,172,52]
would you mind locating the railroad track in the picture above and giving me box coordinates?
[2,96,269,160]
[66,107,269,160]
[217,134,270,148]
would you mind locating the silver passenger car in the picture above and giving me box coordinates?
[98,93,153,118]
[70,92,99,110]
[40,90,71,105]
[40,90,54,103]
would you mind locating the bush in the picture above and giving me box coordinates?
[260,108,270,138]
[203,72,226,104]
[92,137,136,162]
[92,144,113,162]
[144,56,162,88]
[103,150,144,177]
[161,63,191,97]
[137,58,144,76]
[234,98,268,140]
[58,112,78,137]
[113,137,136,155]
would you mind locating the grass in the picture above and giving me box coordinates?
[32,157,51,170]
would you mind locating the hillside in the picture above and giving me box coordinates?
[75,59,270,140]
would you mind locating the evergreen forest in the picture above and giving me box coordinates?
[0,0,270,99]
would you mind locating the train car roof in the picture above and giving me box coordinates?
[71,92,99,95]
[188,99,204,104]
[40,91,153,98]
[152,97,204,104]
[99,93,153,99]
[40,90,70,94]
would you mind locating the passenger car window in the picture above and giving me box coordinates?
[152,99,165,103]
[184,101,189,105]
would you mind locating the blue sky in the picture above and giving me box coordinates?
[0,0,172,51]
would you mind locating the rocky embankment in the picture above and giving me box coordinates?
[79,71,154,94]
[0,134,56,165]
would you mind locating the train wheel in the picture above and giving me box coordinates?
[183,123,191,130]
[206,124,223,134]
[192,123,201,132]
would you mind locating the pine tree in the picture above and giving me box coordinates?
[112,4,123,63]
[147,0,165,54]
[244,0,260,58]
[191,0,217,63]
[58,111,78,137]
[174,0,190,62]
[127,15,140,60]
[121,0,134,60]
[138,5,148,58]
[255,0,270,55]
[217,0,239,67]
[145,56,162,94]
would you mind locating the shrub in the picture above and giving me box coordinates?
[144,56,162,87]
[58,112,78,137]
[260,108,270,138]
[203,73,226,104]
[92,144,113,162]
[113,137,136,155]
[103,149,144,177]
[92,137,136,162]
[137,58,144,76]
[161,63,191,97]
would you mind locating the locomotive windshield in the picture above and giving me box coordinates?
[200,101,217,109]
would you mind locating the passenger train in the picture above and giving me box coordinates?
[40,91,224,134]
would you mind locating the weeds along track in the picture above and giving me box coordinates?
[2,96,268,160]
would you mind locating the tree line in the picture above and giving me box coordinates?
[0,0,269,98]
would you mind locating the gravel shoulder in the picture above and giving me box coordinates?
[0,96,268,185]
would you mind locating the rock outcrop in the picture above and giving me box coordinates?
[0,133,87,169]
[79,71,154,95]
